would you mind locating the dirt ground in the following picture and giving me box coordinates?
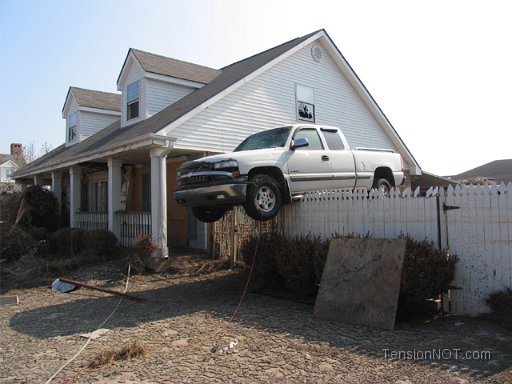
[1,253,511,384]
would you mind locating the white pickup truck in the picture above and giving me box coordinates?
[174,124,404,222]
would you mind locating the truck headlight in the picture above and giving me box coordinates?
[213,160,238,170]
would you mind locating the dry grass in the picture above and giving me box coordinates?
[87,341,148,369]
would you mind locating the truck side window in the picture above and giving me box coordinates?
[322,130,344,150]
[294,128,324,150]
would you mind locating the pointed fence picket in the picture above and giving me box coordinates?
[278,182,512,316]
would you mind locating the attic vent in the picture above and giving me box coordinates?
[311,45,322,62]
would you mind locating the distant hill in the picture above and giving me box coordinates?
[451,159,512,184]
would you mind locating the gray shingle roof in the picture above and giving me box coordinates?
[68,87,121,112]
[15,30,321,177]
[131,49,221,84]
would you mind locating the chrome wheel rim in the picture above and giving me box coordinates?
[255,186,275,212]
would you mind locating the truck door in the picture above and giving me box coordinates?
[320,128,357,189]
[287,127,333,193]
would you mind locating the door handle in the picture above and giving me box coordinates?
[322,155,329,161]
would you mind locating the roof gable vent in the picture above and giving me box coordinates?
[311,45,322,62]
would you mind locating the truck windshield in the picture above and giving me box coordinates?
[234,127,291,152]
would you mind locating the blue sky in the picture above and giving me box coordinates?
[1,0,510,175]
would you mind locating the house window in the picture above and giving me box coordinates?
[127,80,140,120]
[296,84,315,122]
[68,112,77,142]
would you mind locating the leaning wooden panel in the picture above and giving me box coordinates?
[314,237,406,330]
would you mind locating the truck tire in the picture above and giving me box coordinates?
[373,178,392,195]
[191,205,228,223]
[244,174,282,221]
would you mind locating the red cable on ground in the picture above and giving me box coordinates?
[228,222,260,322]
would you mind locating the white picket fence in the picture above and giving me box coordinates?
[278,183,512,316]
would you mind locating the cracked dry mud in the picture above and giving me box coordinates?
[1,255,511,384]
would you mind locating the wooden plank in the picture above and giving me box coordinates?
[0,295,19,305]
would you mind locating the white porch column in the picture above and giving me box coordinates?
[51,172,62,212]
[108,158,122,238]
[34,175,43,186]
[150,148,168,258]
[69,166,82,228]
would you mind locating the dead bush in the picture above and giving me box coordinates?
[0,191,22,223]
[241,233,458,319]
[400,237,457,303]
[486,288,512,330]
[0,222,38,263]
[88,341,148,369]
[18,185,62,232]
[127,234,156,274]
[85,230,119,259]
[48,228,87,257]
[241,232,328,295]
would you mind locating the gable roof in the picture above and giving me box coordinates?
[15,31,319,178]
[118,49,221,86]
[62,87,121,115]
[14,29,420,178]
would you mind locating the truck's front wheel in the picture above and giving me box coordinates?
[191,205,228,223]
[244,174,282,221]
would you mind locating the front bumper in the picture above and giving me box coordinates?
[173,176,248,207]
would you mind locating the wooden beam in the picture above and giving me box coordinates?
[58,278,145,302]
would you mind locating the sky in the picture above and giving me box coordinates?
[0,0,510,176]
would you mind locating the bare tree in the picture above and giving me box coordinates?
[19,142,53,166]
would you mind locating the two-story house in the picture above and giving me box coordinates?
[13,29,422,265]
[0,144,23,183]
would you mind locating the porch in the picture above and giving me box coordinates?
[76,211,152,247]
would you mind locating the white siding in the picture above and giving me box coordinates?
[79,111,119,140]
[0,160,18,182]
[120,59,146,128]
[66,102,79,146]
[146,79,196,117]
[169,43,397,155]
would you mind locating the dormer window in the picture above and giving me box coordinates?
[68,112,77,142]
[127,80,140,120]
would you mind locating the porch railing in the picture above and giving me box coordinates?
[76,211,108,231]
[117,211,152,247]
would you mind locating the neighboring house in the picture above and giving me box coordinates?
[450,159,512,185]
[12,29,422,263]
[0,144,22,182]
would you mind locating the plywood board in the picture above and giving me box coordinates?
[314,238,406,330]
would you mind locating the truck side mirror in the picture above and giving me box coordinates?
[291,137,309,150]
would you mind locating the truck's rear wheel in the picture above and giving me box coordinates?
[373,178,392,195]
[244,174,281,221]
[191,205,228,223]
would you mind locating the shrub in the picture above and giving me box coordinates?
[0,191,23,223]
[47,228,87,257]
[240,233,457,316]
[18,185,62,232]
[85,230,119,259]
[486,288,512,330]
[241,232,328,295]
[0,222,38,263]
[47,228,120,260]
[127,234,156,274]
[400,238,457,303]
